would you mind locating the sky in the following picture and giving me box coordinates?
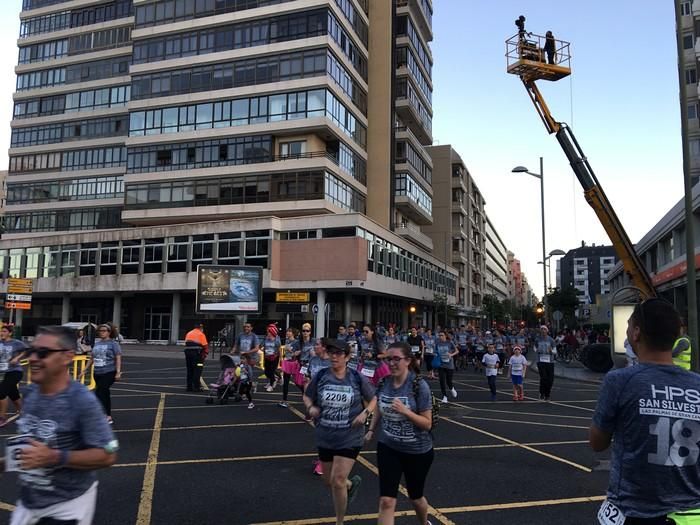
[0,1,685,298]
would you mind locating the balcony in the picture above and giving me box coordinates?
[396,0,433,41]
[395,195,432,225]
[393,224,433,251]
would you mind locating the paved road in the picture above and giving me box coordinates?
[0,354,611,524]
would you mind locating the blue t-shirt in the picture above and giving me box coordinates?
[236,333,259,355]
[283,338,299,361]
[436,342,454,369]
[377,373,432,454]
[456,332,468,347]
[91,339,121,374]
[0,338,26,373]
[592,364,700,518]
[299,339,314,363]
[262,336,281,359]
[308,356,330,379]
[306,368,375,449]
[13,381,117,509]
[423,335,436,355]
[535,336,556,363]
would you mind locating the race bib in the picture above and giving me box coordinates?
[265,348,276,356]
[0,362,8,371]
[93,358,106,368]
[597,500,625,525]
[411,346,420,354]
[361,367,375,378]
[424,347,434,355]
[441,353,450,363]
[322,387,352,407]
[4,434,44,478]
[299,366,308,376]
[347,360,358,371]
[539,355,551,363]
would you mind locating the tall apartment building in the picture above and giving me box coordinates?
[507,251,534,308]
[680,0,700,186]
[558,243,618,304]
[0,0,455,341]
[484,215,509,301]
[423,145,485,324]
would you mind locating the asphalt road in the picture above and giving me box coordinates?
[0,354,611,524]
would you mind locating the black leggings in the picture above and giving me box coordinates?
[438,368,454,397]
[239,382,252,402]
[538,362,555,397]
[0,371,22,401]
[377,441,434,499]
[94,371,116,416]
[282,372,304,401]
[264,357,279,386]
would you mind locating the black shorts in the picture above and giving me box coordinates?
[0,371,23,401]
[377,441,433,500]
[318,446,362,462]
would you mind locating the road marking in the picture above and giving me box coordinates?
[0,501,15,512]
[441,416,593,473]
[135,393,166,525]
[112,400,281,412]
[457,414,590,430]
[112,393,162,398]
[446,400,593,420]
[115,421,305,433]
[250,495,607,524]
[440,494,606,513]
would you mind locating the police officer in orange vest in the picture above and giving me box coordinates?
[184,323,208,392]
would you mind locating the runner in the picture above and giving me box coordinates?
[422,328,436,379]
[534,326,556,401]
[0,324,26,427]
[359,324,388,386]
[435,331,458,403]
[308,338,332,476]
[366,341,435,525]
[262,324,281,392]
[383,325,399,347]
[7,325,118,525]
[406,327,424,372]
[279,327,301,408]
[233,322,260,392]
[482,343,500,401]
[455,326,468,371]
[303,339,376,525]
[84,324,122,424]
[493,330,506,375]
[507,346,528,401]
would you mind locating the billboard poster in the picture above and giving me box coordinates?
[196,265,262,313]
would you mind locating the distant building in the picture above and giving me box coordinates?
[678,0,700,186]
[484,215,509,301]
[559,243,618,304]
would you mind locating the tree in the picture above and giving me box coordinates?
[545,286,580,328]
[482,295,506,326]
[431,293,460,328]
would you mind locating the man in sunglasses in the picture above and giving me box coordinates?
[5,325,118,525]
[590,299,700,525]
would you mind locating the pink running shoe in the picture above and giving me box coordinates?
[313,460,323,476]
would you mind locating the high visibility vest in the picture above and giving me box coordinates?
[668,509,700,524]
[672,336,692,370]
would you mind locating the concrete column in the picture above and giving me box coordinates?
[364,295,372,324]
[15,309,23,328]
[170,293,181,344]
[401,307,409,330]
[61,295,70,324]
[112,294,121,327]
[316,289,326,339]
[343,294,352,326]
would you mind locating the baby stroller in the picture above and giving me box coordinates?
[205,354,241,404]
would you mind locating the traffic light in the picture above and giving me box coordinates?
[409,303,417,314]
[535,303,544,315]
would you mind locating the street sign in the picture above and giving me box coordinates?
[7,278,32,294]
[275,292,310,303]
[312,304,319,314]
[4,302,30,310]
[7,294,32,302]
[301,304,309,313]
[552,310,563,321]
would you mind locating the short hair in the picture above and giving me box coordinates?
[37,326,78,352]
[302,322,312,331]
[630,299,681,351]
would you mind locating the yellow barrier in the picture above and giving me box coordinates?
[22,355,96,390]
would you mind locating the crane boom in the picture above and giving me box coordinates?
[507,32,656,299]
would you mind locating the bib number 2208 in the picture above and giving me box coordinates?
[597,500,625,525]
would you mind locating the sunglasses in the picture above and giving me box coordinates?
[386,356,407,363]
[363,330,371,334]
[302,329,311,333]
[28,347,67,359]
[327,349,346,355]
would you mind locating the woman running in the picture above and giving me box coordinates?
[359,324,387,385]
[279,327,301,408]
[435,331,458,403]
[304,339,376,525]
[262,324,281,392]
[367,342,435,525]
[85,323,122,424]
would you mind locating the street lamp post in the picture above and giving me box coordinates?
[538,249,567,293]
[512,158,548,323]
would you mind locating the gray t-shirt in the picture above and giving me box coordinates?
[377,373,432,454]
[299,340,314,364]
[535,336,556,364]
[306,368,375,449]
[309,356,330,379]
[436,342,454,369]
[0,339,26,373]
[12,381,117,509]
[592,363,700,518]
[262,336,281,359]
[236,333,259,355]
[91,339,121,374]
[283,338,299,361]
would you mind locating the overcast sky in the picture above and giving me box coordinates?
[0,1,685,298]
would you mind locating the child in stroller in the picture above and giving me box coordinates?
[206,354,242,404]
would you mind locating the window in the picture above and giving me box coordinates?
[60,245,78,277]
[690,102,699,120]
[167,236,189,273]
[684,33,695,50]
[191,235,214,268]
[686,68,697,85]
[682,1,692,16]
[100,242,118,275]
[121,240,141,274]
[279,140,306,158]
[691,139,700,159]
[218,234,241,264]
[25,248,41,279]
[79,243,97,276]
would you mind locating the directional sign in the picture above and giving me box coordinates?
[7,294,32,302]
[7,278,32,294]
[276,292,310,303]
[4,302,31,310]
[552,310,563,321]
[312,304,319,314]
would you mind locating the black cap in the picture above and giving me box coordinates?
[322,338,349,355]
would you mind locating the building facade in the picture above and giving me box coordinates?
[559,243,618,304]
[679,0,700,186]
[484,215,509,301]
[423,145,485,322]
[2,0,454,341]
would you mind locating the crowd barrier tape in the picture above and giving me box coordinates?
[21,355,96,390]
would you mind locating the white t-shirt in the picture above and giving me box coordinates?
[508,355,528,375]
[482,353,500,377]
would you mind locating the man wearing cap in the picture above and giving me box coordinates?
[184,323,208,392]
[262,324,281,391]
[535,326,556,401]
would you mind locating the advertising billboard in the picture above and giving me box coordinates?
[196,265,262,314]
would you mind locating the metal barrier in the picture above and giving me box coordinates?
[22,355,96,390]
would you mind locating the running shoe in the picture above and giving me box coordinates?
[106,416,113,425]
[313,460,323,476]
[544,397,550,402]
[441,396,448,403]
[265,385,273,392]
[347,475,362,506]
[278,402,288,408]
[450,387,457,398]
[248,402,255,409]
[512,395,519,401]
